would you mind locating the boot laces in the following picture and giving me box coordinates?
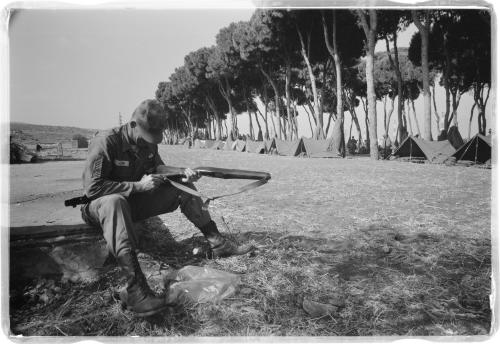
[131,252,156,297]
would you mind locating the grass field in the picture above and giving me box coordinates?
[10,145,492,337]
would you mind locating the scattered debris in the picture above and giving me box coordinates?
[163,266,241,305]
[302,299,339,318]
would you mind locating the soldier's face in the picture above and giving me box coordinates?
[136,136,157,148]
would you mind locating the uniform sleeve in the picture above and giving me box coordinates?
[153,147,165,171]
[83,136,137,199]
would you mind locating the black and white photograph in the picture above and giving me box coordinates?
[1,0,496,339]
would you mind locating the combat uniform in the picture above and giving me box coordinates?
[80,123,211,256]
[79,99,251,317]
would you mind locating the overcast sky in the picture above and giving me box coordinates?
[7,7,491,139]
[9,9,254,129]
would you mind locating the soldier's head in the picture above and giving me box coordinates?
[130,99,168,145]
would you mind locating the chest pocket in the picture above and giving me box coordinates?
[112,159,133,181]
[134,157,154,179]
[141,156,156,174]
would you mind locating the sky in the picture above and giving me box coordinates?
[9,8,254,129]
[7,6,492,141]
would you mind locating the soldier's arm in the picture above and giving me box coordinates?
[83,136,142,200]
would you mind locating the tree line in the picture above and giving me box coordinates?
[155,9,491,160]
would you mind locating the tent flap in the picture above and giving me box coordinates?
[451,134,491,164]
[392,136,455,164]
[274,139,306,156]
[246,140,266,154]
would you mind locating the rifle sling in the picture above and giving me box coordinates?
[163,174,269,210]
[64,167,271,208]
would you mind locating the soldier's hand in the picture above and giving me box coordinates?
[182,168,200,183]
[136,174,163,192]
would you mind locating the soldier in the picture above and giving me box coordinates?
[80,99,252,317]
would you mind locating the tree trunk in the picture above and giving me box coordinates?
[260,67,282,140]
[206,96,222,140]
[406,100,413,136]
[350,109,362,146]
[412,10,432,140]
[221,77,237,140]
[473,83,490,136]
[293,104,300,138]
[213,118,217,140]
[431,84,441,137]
[358,9,379,159]
[262,83,270,139]
[297,25,324,139]
[383,96,388,136]
[385,34,406,144]
[384,96,395,138]
[450,90,462,128]
[243,89,254,140]
[254,111,263,141]
[270,109,277,138]
[325,113,333,135]
[304,105,314,137]
[323,10,344,155]
[205,112,212,140]
[468,102,476,140]
[285,61,292,141]
[360,96,370,149]
[411,100,421,136]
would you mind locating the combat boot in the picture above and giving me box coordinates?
[199,220,254,258]
[117,250,169,317]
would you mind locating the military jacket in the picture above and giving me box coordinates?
[83,123,164,199]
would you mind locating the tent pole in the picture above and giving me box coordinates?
[410,139,412,160]
[458,137,472,162]
[475,136,479,163]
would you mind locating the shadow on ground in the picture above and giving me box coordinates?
[9,219,491,336]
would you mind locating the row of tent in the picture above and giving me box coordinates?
[390,133,491,165]
[187,133,492,165]
[190,136,342,158]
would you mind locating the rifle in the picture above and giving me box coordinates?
[64,166,271,209]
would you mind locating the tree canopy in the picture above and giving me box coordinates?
[154,8,491,158]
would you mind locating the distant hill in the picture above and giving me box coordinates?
[10,122,98,145]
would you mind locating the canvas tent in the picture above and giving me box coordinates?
[204,140,217,149]
[245,140,266,154]
[301,138,340,158]
[451,134,491,164]
[264,138,276,154]
[233,139,246,152]
[391,136,456,164]
[446,126,464,149]
[274,139,306,156]
[210,140,224,150]
[224,137,234,151]
[193,139,206,149]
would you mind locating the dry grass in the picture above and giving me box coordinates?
[9,146,492,337]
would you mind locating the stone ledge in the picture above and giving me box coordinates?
[10,223,99,248]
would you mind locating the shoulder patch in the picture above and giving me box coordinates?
[92,156,104,178]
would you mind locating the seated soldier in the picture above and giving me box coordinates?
[80,99,252,317]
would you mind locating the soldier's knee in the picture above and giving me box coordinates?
[100,194,129,212]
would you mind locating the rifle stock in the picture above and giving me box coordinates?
[154,166,271,181]
[64,166,271,207]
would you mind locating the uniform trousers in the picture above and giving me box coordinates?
[81,183,211,257]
